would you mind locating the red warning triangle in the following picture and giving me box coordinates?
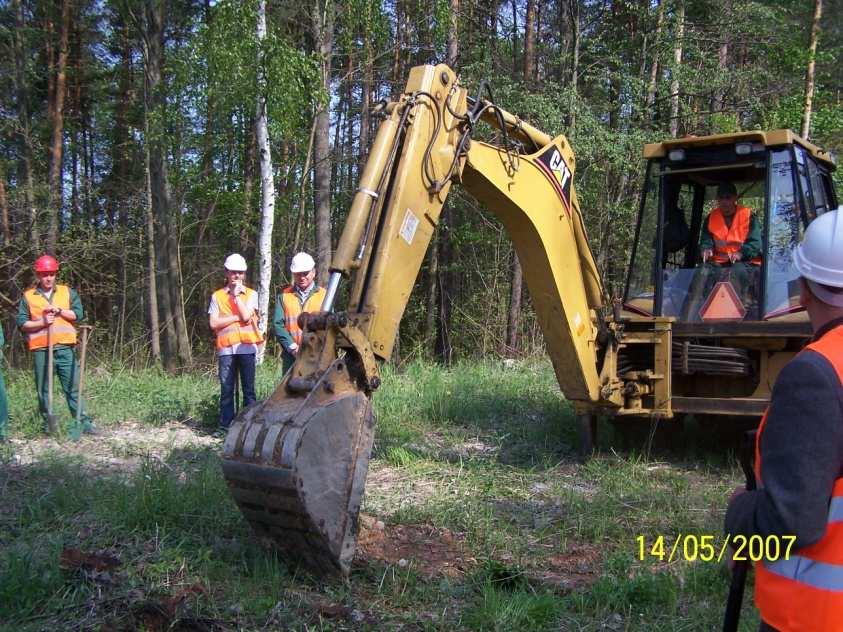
[699,281,747,321]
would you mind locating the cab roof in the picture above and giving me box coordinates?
[643,129,836,170]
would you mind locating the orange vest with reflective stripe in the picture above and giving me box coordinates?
[212,287,263,350]
[23,285,77,350]
[708,205,761,265]
[281,286,327,346]
[754,324,843,631]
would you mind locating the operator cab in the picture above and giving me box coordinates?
[625,130,837,323]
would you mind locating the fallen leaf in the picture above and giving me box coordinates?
[59,548,121,572]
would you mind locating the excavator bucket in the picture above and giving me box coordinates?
[220,314,380,576]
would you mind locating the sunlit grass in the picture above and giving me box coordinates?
[1,358,756,630]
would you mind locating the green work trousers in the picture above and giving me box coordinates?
[32,346,92,429]
[281,350,295,376]
[0,356,8,440]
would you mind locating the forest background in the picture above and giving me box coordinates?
[1,0,841,372]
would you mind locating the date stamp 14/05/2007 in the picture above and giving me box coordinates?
[635,534,796,563]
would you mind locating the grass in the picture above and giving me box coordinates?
[0,358,760,630]
[3,359,283,435]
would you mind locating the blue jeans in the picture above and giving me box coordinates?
[218,353,257,428]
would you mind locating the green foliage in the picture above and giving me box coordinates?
[196,0,322,139]
[1,0,841,366]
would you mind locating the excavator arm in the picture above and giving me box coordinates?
[326,64,606,401]
[221,64,647,576]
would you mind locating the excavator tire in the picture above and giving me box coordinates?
[221,378,376,576]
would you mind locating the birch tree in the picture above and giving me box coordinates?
[254,0,275,364]
[801,0,823,139]
[313,0,334,286]
[669,0,684,138]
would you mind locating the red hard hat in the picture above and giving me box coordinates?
[34,255,59,273]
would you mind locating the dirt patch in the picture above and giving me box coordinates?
[493,539,602,592]
[2,420,219,471]
[526,543,602,590]
[355,514,475,578]
[365,464,439,509]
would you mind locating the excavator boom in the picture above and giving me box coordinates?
[221,64,621,575]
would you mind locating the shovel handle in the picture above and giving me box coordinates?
[75,326,92,428]
[46,324,54,413]
[723,430,757,632]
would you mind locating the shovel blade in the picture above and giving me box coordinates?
[46,414,59,436]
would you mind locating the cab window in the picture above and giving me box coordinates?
[765,149,806,317]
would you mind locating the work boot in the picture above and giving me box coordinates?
[81,421,100,436]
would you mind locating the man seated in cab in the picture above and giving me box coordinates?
[684,182,763,319]
[700,182,762,267]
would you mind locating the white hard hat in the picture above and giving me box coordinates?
[793,208,843,306]
[224,253,248,272]
[290,252,316,273]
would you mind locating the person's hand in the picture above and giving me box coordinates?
[229,280,243,296]
[729,252,742,264]
[728,485,747,505]
[702,248,713,263]
[43,310,56,325]
[289,342,299,355]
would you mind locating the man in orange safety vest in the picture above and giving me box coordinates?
[725,208,843,632]
[273,252,326,374]
[208,253,263,430]
[17,255,95,435]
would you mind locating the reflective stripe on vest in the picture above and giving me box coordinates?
[754,324,843,631]
[707,205,761,265]
[213,287,263,350]
[281,286,327,346]
[24,285,77,350]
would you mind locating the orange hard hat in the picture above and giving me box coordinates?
[34,255,59,273]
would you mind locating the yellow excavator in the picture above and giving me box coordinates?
[221,64,838,575]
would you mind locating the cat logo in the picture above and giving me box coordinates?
[535,145,572,209]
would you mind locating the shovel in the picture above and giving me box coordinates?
[45,323,59,435]
[70,325,92,441]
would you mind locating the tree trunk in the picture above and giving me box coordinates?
[14,0,39,250]
[359,5,373,175]
[447,0,459,67]
[433,0,461,363]
[313,0,334,285]
[523,0,536,86]
[46,0,73,253]
[145,144,161,365]
[196,0,217,247]
[801,0,823,140]
[392,0,405,89]
[644,0,665,123]
[567,0,580,129]
[505,0,537,355]
[506,255,523,354]
[0,175,10,246]
[669,0,684,138]
[294,117,317,253]
[242,113,256,252]
[711,0,731,116]
[144,0,192,372]
[425,231,439,347]
[255,0,276,364]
